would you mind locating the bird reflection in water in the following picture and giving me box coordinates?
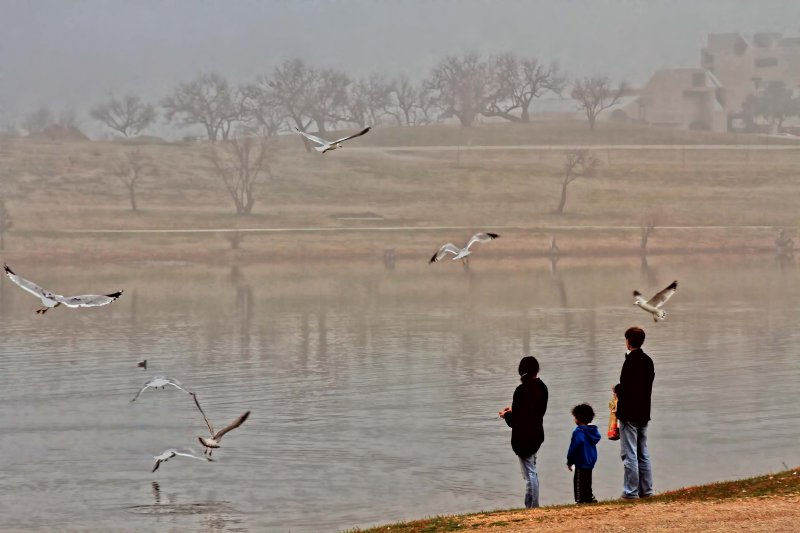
[152,481,161,504]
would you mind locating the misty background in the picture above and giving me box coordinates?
[2,0,799,137]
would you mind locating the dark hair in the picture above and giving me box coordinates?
[518,356,539,381]
[572,403,595,424]
[625,326,646,349]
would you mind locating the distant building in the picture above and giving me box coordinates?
[701,32,800,121]
[635,68,727,132]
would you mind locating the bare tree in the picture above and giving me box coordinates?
[640,210,663,251]
[426,52,489,127]
[241,84,283,137]
[114,149,157,212]
[91,94,157,137]
[388,75,434,126]
[743,81,800,130]
[162,72,246,142]
[258,58,316,136]
[209,136,273,215]
[56,108,82,129]
[571,76,629,130]
[388,75,418,125]
[555,149,598,214]
[483,52,566,122]
[308,67,351,132]
[346,73,392,128]
[21,107,54,135]
[0,197,12,250]
[0,123,19,137]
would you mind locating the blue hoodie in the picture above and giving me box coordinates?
[566,424,601,469]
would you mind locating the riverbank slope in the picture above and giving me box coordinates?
[350,467,800,532]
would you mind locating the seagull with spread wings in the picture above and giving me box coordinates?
[192,393,250,457]
[633,280,678,322]
[130,376,192,402]
[3,264,122,314]
[152,448,212,472]
[429,232,500,265]
[294,126,370,153]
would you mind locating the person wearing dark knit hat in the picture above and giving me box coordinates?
[498,355,549,508]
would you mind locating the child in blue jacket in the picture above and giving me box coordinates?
[567,403,601,503]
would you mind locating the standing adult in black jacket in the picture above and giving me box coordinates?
[499,356,549,508]
[613,326,655,499]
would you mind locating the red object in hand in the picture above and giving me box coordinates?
[607,394,620,440]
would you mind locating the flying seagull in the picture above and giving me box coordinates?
[131,376,192,402]
[152,448,212,472]
[429,233,500,264]
[294,126,370,154]
[633,280,678,322]
[192,393,250,457]
[3,264,122,314]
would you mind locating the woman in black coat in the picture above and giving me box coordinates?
[499,356,549,508]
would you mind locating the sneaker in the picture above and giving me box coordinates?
[621,494,639,500]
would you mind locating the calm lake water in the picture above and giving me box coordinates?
[0,255,798,531]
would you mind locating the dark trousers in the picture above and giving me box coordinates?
[573,468,596,503]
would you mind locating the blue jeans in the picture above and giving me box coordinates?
[518,454,539,508]
[619,420,653,498]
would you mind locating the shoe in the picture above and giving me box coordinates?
[620,494,639,500]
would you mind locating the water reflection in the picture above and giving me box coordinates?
[640,254,659,286]
[0,257,797,531]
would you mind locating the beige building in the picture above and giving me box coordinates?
[701,32,800,117]
[632,68,727,132]
[497,32,800,133]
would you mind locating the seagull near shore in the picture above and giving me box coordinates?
[294,126,370,154]
[131,376,192,402]
[429,233,500,265]
[192,393,250,457]
[3,264,122,314]
[152,448,212,472]
[633,280,678,322]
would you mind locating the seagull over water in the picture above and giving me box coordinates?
[192,393,250,457]
[152,448,212,472]
[429,233,500,265]
[633,280,678,322]
[294,126,370,154]
[3,264,122,314]
[131,376,192,402]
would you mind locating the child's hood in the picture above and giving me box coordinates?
[577,424,602,444]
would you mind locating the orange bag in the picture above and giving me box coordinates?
[607,394,620,440]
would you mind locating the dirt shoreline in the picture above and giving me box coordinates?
[453,495,800,533]
[352,468,800,533]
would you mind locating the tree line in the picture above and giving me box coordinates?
[8,51,634,141]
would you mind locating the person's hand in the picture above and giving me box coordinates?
[611,385,617,399]
[567,464,574,472]
[498,407,511,418]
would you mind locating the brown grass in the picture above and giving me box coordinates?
[0,122,797,264]
[348,467,800,533]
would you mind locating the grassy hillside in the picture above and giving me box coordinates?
[348,467,800,532]
[0,121,797,263]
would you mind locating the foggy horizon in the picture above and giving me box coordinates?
[1,0,799,128]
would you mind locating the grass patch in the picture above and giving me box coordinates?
[348,467,799,532]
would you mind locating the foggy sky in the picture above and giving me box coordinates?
[1,0,798,126]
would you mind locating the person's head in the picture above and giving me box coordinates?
[518,355,539,382]
[624,326,646,350]
[572,403,595,425]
